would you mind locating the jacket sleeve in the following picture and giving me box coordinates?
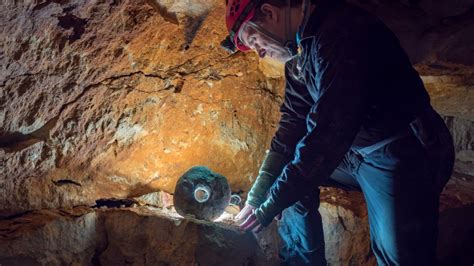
[245,64,313,207]
[270,63,313,160]
[255,25,370,226]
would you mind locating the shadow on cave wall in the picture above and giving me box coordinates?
[145,0,212,50]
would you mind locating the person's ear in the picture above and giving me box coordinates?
[260,3,279,23]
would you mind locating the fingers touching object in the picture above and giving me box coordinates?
[236,204,256,223]
[239,212,262,233]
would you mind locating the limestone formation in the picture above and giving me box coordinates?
[0,207,275,266]
[0,0,283,216]
[0,191,376,266]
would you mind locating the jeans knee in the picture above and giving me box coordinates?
[278,202,325,265]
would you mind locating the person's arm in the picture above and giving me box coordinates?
[255,24,371,226]
[245,64,312,207]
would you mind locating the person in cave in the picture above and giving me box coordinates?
[223,0,455,265]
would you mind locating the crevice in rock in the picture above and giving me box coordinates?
[0,64,205,153]
[244,83,283,103]
[57,13,88,42]
[52,179,82,187]
[337,211,348,231]
[12,42,30,61]
[0,211,32,221]
[0,72,40,88]
[32,0,71,12]
[93,198,138,208]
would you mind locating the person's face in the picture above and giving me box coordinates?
[239,21,293,62]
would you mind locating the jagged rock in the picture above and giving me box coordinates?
[0,207,276,265]
[1,188,473,265]
[134,191,174,208]
[0,193,373,265]
[0,0,282,216]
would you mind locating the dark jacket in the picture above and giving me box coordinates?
[255,1,431,225]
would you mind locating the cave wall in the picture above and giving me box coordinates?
[0,193,375,266]
[1,0,473,264]
[1,0,473,217]
[350,0,474,74]
[1,0,284,216]
[0,207,276,265]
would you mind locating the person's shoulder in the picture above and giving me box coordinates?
[323,3,379,34]
[304,2,384,51]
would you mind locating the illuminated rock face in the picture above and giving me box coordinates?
[0,0,473,265]
[0,0,283,215]
[1,0,472,216]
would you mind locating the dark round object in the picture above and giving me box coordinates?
[173,166,231,221]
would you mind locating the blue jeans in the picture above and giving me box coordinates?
[278,114,454,265]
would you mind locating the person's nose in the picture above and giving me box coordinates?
[255,45,266,58]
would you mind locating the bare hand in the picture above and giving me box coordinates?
[239,211,263,233]
[235,204,256,223]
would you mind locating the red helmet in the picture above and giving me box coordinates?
[225,0,262,52]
